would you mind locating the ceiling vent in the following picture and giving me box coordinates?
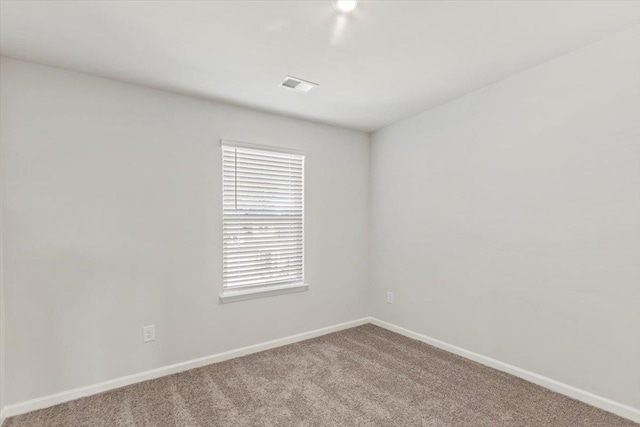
[279,76,318,94]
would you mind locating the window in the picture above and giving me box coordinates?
[220,141,307,303]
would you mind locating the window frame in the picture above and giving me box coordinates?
[219,140,309,303]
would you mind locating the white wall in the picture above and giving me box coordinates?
[370,26,640,409]
[1,95,5,417]
[1,147,4,416]
[0,57,370,405]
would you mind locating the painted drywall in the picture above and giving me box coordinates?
[1,149,4,417]
[0,57,370,405]
[370,26,640,409]
[1,106,5,418]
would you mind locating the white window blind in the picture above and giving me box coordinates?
[222,143,304,291]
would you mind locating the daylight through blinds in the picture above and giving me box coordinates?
[222,144,304,289]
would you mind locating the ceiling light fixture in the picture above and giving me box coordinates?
[335,0,357,13]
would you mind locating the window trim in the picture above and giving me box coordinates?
[219,139,309,304]
[219,282,309,304]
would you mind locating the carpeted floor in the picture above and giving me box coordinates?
[4,324,637,426]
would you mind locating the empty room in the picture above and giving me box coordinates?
[0,0,639,426]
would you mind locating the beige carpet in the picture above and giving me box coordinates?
[4,324,637,427]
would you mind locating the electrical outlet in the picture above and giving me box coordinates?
[143,325,155,343]
[387,292,393,304]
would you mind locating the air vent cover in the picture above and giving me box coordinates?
[279,76,318,93]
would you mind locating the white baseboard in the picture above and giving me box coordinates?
[2,317,370,419]
[370,317,640,423]
[4,317,639,424]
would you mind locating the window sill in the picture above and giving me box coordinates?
[219,282,310,304]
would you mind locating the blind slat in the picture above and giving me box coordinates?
[222,175,302,186]
[223,163,303,173]
[224,257,302,269]
[222,192,302,200]
[223,159,303,172]
[224,265,303,279]
[224,251,302,261]
[224,234,302,242]
[223,149,304,163]
[225,274,304,288]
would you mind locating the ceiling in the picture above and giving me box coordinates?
[1,1,639,132]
